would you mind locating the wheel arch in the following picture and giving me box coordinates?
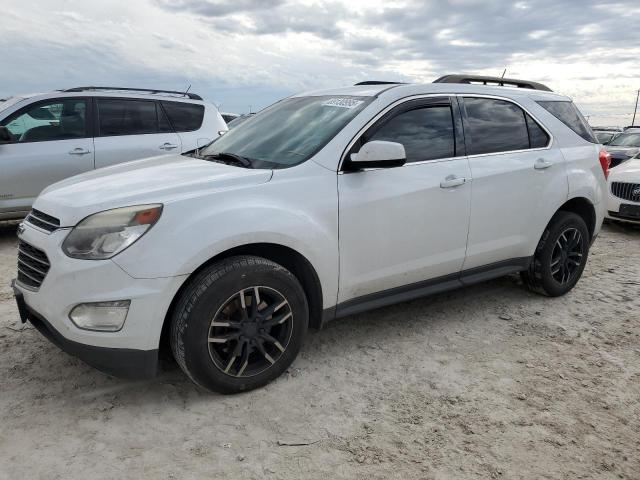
[557,196,596,239]
[159,242,324,356]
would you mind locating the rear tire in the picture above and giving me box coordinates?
[521,211,590,297]
[170,256,308,394]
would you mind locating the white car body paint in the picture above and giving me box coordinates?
[14,82,606,372]
[606,158,640,224]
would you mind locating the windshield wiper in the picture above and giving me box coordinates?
[202,152,254,168]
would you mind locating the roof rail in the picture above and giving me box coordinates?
[61,86,203,100]
[433,74,552,92]
[354,81,406,86]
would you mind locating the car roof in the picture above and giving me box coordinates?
[295,82,569,102]
[6,89,206,105]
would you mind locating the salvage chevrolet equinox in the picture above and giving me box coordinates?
[12,75,609,393]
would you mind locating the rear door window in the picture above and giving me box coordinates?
[97,99,161,136]
[364,105,456,163]
[537,100,597,143]
[526,113,550,148]
[463,98,530,155]
[160,101,205,132]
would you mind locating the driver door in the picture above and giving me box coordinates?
[337,97,472,312]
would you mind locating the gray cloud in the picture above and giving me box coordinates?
[156,0,640,74]
[155,0,283,17]
[156,0,347,39]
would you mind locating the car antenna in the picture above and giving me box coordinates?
[501,68,507,78]
[184,84,192,98]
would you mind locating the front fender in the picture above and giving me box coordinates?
[112,166,339,309]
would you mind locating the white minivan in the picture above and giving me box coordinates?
[0,87,227,219]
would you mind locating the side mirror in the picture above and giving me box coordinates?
[348,140,406,170]
[0,126,12,143]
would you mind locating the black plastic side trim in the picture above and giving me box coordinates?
[27,307,158,379]
[460,257,531,286]
[328,257,532,323]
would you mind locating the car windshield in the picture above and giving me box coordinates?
[200,95,372,168]
[609,133,640,147]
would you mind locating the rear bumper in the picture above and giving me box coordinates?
[21,292,158,379]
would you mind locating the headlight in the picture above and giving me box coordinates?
[62,204,162,260]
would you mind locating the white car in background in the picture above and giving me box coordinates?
[606,153,640,224]
[0,87,227,220]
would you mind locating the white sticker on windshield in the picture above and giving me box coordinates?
[321,98,364,109]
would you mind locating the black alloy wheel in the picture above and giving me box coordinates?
[208,286,293,378]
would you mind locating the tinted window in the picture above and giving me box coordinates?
[595,132,615,144]
[526,113,550,148]
[1,99,88,142]
[201,96,372,168]
[161,101,205,132]
[608,132,640,147]
[464,98,530,155]
[98,99,158,136]
[366,105,455,162]
[537,101,597,143]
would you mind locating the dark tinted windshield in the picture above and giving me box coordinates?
[201,96,372,168]
[608,133,640,147]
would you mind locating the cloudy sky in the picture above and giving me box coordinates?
[1,0,639,125]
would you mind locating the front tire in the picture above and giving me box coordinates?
[522,211,590,297]
[170,256,309,394]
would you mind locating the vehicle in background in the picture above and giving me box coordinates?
[604,131,640,168]
[13,74,607,393]
[0,87,227,219]
[220,112,240,123]
[591,126,622,145]
[594,130,617,145]
[226,113,255,129]
[606,152,640,224]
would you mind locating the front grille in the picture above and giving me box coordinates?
[611,182,640,202]
[17,240,50,290]
[25,208,61,233]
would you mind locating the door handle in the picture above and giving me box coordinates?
[534,158,552,170]
[440,175,467,188]
[159,143,178,150]
[68,148,91,156]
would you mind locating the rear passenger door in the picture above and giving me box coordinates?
[459,96,567,271]
[93,98,182,169]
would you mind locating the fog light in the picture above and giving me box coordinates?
[69,301,130,332]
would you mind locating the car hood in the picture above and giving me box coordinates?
[34,155,273,226]
[609,159,640,183]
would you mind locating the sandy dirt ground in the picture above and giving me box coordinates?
[0,220,638,480]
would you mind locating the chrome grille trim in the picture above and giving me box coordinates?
[16,240,50,290]
[25,209,61,233]
[611,182,640,202]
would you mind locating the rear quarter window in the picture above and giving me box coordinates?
[161,101,205,132]
[537,100,597,143]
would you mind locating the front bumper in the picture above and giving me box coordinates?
[12,222,188,377]
[13,283,157,378]
[606,191,640,224]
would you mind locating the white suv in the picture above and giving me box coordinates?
[12,75,608,393]
[0,87,227,219]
